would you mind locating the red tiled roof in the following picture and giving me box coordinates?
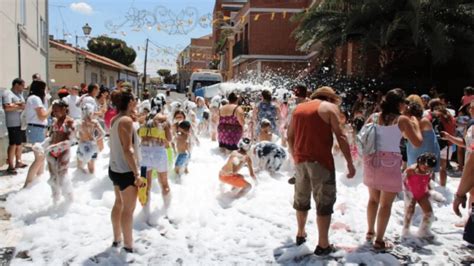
[49,40,138,74]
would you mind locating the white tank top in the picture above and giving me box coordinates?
[376,124,403,153]
[109,116,140,173]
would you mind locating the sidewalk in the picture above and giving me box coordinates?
[0,163,29,265]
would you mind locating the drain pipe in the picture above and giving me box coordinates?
[17,23,22,78]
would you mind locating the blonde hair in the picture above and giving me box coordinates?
[406,94,424,110]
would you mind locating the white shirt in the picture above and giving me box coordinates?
[25,95,47,126]
[64,95,81,119]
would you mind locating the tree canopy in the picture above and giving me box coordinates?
[293,0,474,74]
[87,36,137,66]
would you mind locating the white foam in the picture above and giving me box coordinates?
[2,138,470,265]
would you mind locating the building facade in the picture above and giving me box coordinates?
[176,34,214,91]
[49,39,138,93]
[0,0,49,88]
[213,0,316,81]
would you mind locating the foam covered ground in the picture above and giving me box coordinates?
[2,138,473,265]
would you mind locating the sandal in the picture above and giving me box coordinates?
[365,232,375,242]
[15,162,28,169]
[296,233,307,246]
[373,239,393,251]
[6,168,18,175]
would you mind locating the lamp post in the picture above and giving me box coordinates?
[75,23,92,73]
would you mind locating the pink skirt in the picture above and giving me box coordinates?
[363,151,403,193]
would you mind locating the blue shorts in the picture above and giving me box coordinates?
[175,153,190,168]
[26,125,46,144]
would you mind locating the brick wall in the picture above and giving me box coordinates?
[248,13,305,56]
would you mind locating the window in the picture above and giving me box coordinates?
[20,0,26,25]
[40,17,47,49]
[109,76,114,88]
[91,73,98,84]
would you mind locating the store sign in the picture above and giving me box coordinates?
[55,64,73,69]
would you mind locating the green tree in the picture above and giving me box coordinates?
[157,69,172,83]
[87,36,137,66]
[293,0,474,76]
[157,69,171,78]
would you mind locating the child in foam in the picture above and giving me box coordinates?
[219,138,257,198]
[76,103,105,174]
[257,119,279,143]
[209,96,222,142]
[402,152,438,239]
[34,100,76,204]
[137,95,172,216]
[173,121,193,182]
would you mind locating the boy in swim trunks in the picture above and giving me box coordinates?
[76,103,105,174]
[174,120,192,180]
[219,137,257,198]
[402,152,438,239]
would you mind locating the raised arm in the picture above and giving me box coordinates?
[399,115,423,147]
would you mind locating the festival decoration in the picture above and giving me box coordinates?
[105,6,213,35]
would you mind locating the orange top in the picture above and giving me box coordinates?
[292,100,334,171]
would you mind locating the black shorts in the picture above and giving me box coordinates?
[7,127,25,145]
[109,168,135,191]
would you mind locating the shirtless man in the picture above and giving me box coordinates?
[76,103,105,174]
[219,137,257,198]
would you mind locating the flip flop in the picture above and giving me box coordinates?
[6,168,18,175]
[15,162,28,169]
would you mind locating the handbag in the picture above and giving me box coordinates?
[356,113,379,156]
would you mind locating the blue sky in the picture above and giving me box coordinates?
[49,0,215,76]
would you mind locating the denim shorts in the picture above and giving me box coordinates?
[26,125,46,144]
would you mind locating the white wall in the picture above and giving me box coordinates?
[85,64,119,88]
[0,0,48,88]
[120,72,139,91]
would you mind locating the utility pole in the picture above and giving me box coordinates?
[142,38,149,97]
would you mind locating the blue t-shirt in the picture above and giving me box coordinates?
[194,87,205,98]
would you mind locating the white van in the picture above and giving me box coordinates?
[189,70,223,95]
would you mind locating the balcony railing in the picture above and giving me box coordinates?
[233,40,249,58]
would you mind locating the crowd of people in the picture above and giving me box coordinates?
[1,75,473,257]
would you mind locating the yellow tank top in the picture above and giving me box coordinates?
[138,126,166,140]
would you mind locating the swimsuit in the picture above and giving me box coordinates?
[77,141,98,163]
[405,172,431,201]
[175,152,190,168]
[218,106,243,150]
[219,173,248,188]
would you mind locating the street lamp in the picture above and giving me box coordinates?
[75,23,92,72]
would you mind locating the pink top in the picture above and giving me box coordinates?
[405,172,431,200]
[462,95,474,106]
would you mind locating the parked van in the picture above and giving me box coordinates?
[189,70,222,94]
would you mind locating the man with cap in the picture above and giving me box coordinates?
[288,86,355,256]
[63,86,82,120]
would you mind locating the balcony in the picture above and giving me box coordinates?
[233,40,249,58]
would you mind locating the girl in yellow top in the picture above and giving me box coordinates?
[138,95,172,222]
